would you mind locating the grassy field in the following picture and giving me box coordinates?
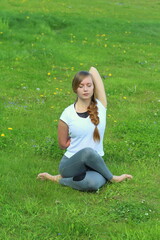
[0,0,160,239]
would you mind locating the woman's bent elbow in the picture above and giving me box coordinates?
[59,144,67,150]
[58,138,70,150]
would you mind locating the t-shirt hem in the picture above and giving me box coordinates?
[64,151,104,158]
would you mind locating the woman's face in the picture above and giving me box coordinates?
[76,76,94,100]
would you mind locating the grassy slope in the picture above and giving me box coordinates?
[0,0,160,239]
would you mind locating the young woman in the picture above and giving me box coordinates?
[37,67,133,191]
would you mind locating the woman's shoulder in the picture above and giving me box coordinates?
[61,103,74,113]
[96,98,107,111]
[60,103,74,122]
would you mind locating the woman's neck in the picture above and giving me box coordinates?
[75,98,91,112]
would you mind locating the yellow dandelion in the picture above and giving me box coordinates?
[104,44,107,48]
[40,95,44,97]
[47,72,51,76]
[108,114,111,117]
[53,77,57,79]
[53,92,57,95]
[80,63,84,66]
[56,88,59,90]
[54,119,58,122]
[123,96,127,99]
[8,128,13,130]
[114,120,117,123]
[1,133,5,137]
[50,106,54,109]
[60,89,62,91]
[108,73,112,77]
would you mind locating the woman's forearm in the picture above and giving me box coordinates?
[89,67,105,87]
[89,67,107,107]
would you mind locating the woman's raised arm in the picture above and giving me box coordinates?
[89,66,107,108]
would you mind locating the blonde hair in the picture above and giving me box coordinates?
[72,71,100,142]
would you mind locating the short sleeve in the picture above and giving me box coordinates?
[96,98,107,111]
[59,108,69,125]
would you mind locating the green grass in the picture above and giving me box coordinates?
[0,0,160,239]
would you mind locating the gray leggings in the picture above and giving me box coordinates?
[58,147,113,192]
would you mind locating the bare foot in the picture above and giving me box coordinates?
[110,174,133,183]
[37,172,62,183]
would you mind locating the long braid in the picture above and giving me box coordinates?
[72,70,101,142]
[87,97,100,142]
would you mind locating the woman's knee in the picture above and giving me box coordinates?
[85,179,99,191]
[84,171,106,191]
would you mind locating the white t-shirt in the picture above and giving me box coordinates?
[59,98,107,157]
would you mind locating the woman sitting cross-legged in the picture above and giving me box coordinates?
[37,67,133,191]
